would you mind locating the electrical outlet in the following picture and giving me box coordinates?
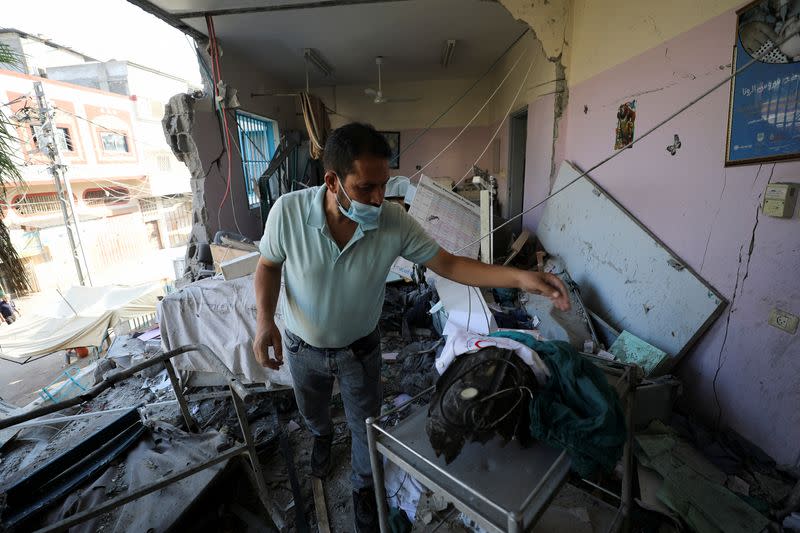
[769,308,799,334]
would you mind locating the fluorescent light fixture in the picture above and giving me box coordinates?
[304,48,333,77]
[441,39,456,68]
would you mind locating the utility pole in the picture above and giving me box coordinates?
[33,81,92,286]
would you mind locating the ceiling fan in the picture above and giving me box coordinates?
[364,56,420,104]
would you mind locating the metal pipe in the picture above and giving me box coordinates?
[507,511,522,533]
[9,401,178,429]
[163,358,199,432]
[229,385,272,514]
[579,478,622,501]
[519,451,571,510]
[124,0,208,42]
[36,445,247,533]
[0,344,250,430]
[366,417,390,533]
[605,507,625,533]
[375,385,435,421]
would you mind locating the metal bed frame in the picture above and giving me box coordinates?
[0,344,285,533]
[366,355,643,533]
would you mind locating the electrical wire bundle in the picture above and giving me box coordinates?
[426,347,537,463]
[205,15,241,235]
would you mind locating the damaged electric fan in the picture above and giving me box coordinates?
[426,346,539,463]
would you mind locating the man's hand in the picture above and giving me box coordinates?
[517,271,571,312]
[253,322,284,370]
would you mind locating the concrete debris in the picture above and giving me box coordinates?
[93,358,117,385]
[140,368,172,397]
[106,335,146,368]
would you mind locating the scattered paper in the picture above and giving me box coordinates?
[391,176,481,278]
[138,327,161,342]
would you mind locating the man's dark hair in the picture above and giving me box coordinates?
[323,122,391,181]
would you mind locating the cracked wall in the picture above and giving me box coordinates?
[499,0,745,86]
[161,47,304,278]
[558,11,800,465]
[497,1,798,463]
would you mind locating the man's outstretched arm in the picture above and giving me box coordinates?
[424,249,571,311]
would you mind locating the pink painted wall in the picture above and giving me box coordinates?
[522,93,556,230]
[396,125,493,187]
[539,12,800,464]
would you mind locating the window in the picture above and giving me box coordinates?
[235,111,279,208]
[83,187,130,206]
[100,131,129,153]
[30,125,74,152]
[156,154,171,172]
[12,192,62,216]
[138,197,159,218]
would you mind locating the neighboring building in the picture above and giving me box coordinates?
[0,28,96,77]
[0,31,198,292]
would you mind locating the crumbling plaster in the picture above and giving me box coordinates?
[499,0,746,86]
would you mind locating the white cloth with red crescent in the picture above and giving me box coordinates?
[436,327,551,385]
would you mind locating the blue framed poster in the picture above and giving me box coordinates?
[727,0,800,165]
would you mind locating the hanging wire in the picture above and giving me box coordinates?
[454,30,799,256]
[408,48,527,182]
[451,55,536,191]
[393,28,531,166]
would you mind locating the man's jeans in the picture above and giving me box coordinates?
[283,327,382,490]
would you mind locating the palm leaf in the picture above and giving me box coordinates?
[0,43,31,294]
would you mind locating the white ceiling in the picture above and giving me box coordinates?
[141,0,528,87]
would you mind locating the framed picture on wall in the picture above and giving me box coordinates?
[726,0,800,165]
[381,131,400,169]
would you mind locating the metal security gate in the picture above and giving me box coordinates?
[235,111,278,209]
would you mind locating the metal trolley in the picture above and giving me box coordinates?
[366,356,642,533]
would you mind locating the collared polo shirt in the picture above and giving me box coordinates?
[259,185,440,348]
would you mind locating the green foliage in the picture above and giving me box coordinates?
[0,42,32,294]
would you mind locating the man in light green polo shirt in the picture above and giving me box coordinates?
[253,123,569,532]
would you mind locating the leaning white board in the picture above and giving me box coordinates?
[536,162,726,371]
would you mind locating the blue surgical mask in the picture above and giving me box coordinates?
[336,178,383,230]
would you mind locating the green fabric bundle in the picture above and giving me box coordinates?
[490,331,626,477]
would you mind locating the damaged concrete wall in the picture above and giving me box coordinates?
[162,93,212,275]
[554,11,800,465]
[162,47,303,267]
[497,0,571,64]
[480,32,560,220]
[499,0,744,87]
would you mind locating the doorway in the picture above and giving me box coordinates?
[507,107,528,235]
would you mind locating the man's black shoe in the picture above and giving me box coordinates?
[353,487,378,533]
[310,434,333,478]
